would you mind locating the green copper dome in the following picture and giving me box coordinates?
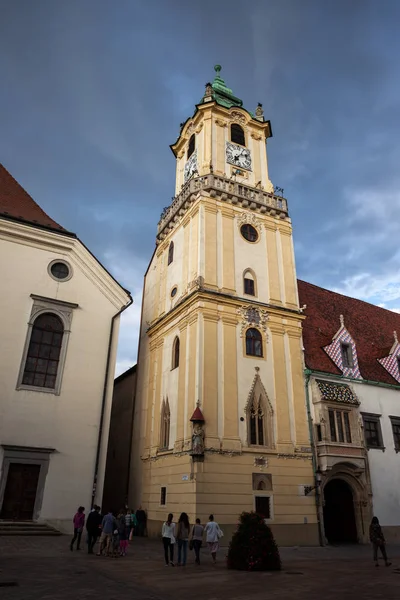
[201,65,244,109]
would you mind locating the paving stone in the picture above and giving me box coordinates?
[0,536,400,600]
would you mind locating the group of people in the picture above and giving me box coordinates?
[161,513,223,567]
[70,505,147,556]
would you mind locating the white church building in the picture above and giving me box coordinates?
[0,164,131,532]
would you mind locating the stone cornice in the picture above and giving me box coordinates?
[156,174,289,243]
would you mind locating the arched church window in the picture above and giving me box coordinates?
[243,269,256,296]
[168,241,174,265]
[246,328,263,357]
[172,336,180,369]
[160,399,171,449]
[22,313,64,389]
[257,480,266,491]
[248,396,265,446]
[231,123,245,146]
[187,134,195,159]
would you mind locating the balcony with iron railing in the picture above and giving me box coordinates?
[157,174,288,240]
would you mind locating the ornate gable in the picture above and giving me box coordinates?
[323,315,362,379]
[378,331,400,384]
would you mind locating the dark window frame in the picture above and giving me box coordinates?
[240,223,258,243]
[160,487,167,506]
[341,342,354,368]
[362,413,384,450]
[21,313,64,390]
[168,241,174,265]
[231,123,246,146]
[328,408,352,443]
[187,134,195,159]
[172,337,180,370]
[244,277,255,296]
[255,495,271,520]
[389,416,400,452]
[245,328,263,357]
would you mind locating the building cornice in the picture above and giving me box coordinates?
[156,173,288,243]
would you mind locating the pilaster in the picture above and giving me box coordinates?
[269,322,294,453]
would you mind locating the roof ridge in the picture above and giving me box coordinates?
[298,278,399,317]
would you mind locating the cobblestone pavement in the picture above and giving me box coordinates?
[1,536,400,600]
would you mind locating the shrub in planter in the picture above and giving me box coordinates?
[227,511,281,571]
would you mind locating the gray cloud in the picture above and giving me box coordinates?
[1,0,400,373]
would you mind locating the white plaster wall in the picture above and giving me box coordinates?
[233,214,269,303]
[0,233,125,531]
[163,227,185,314]
[161,330,180,448]
[356,383,400,526]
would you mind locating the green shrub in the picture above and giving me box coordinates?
[227,511,281,571]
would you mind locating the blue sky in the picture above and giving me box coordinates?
[1,0,400,375]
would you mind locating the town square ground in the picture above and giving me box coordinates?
[1,536,400,600]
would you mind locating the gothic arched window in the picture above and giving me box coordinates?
[187,134,195,159]
[168,241,174,265]
[160,398,171,449]
[172,336,180,369]
[246,328,263,357]
[243,269,256,296]
[231,123,245,146]
[22,313,64,389]
[248,395,265,446]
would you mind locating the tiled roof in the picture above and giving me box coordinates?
[316,380,359,405]
[298,279,400,385]
[0,163,70,234]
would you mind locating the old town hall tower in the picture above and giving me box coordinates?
[129,66,318,545]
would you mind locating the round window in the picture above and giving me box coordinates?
[171,286,178,298]
[50,261,70,281]
[240,223,258,242]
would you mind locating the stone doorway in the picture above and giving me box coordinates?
[323,478,358,544]
[0,463,41,520]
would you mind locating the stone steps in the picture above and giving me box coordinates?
[0,521,62,536]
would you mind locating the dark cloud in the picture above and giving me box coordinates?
[1,0,400,372]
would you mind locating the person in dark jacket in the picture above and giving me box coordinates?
[86,505,102,554]
[136,506,147,537]
[369,516,391,567]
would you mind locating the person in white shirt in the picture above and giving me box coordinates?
[204,514,222,563]
[161,513,176,566]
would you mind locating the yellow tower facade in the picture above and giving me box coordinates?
[130,67,319,545]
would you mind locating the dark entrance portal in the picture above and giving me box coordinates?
[0,463,40,520]
[323,478,358,544]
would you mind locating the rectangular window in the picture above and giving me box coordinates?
[344,412,352,443]
[244,278,255,296]
[160,487,166,506]
[329,409,352,443]
[329,410,337,442]
[390,417,400,451]
[255,496,271,519]
[341,343,353,368]
[316,424,322,442]
[362,414,383,449]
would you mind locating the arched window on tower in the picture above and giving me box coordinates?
[231,123,245,146]
[160,398,171,449]
[168,241,174,265]
[22,313,64,389]
[187,134,195,159]
[243,269,256,296]
[172,336,180,369]
[246,328,263,357]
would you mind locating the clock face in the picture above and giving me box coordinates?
[184,150,198,182]
[226,141,252,171]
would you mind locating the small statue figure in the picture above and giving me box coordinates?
[255,103,264,118]
[191,423,205,455]
[205,82,213,97]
